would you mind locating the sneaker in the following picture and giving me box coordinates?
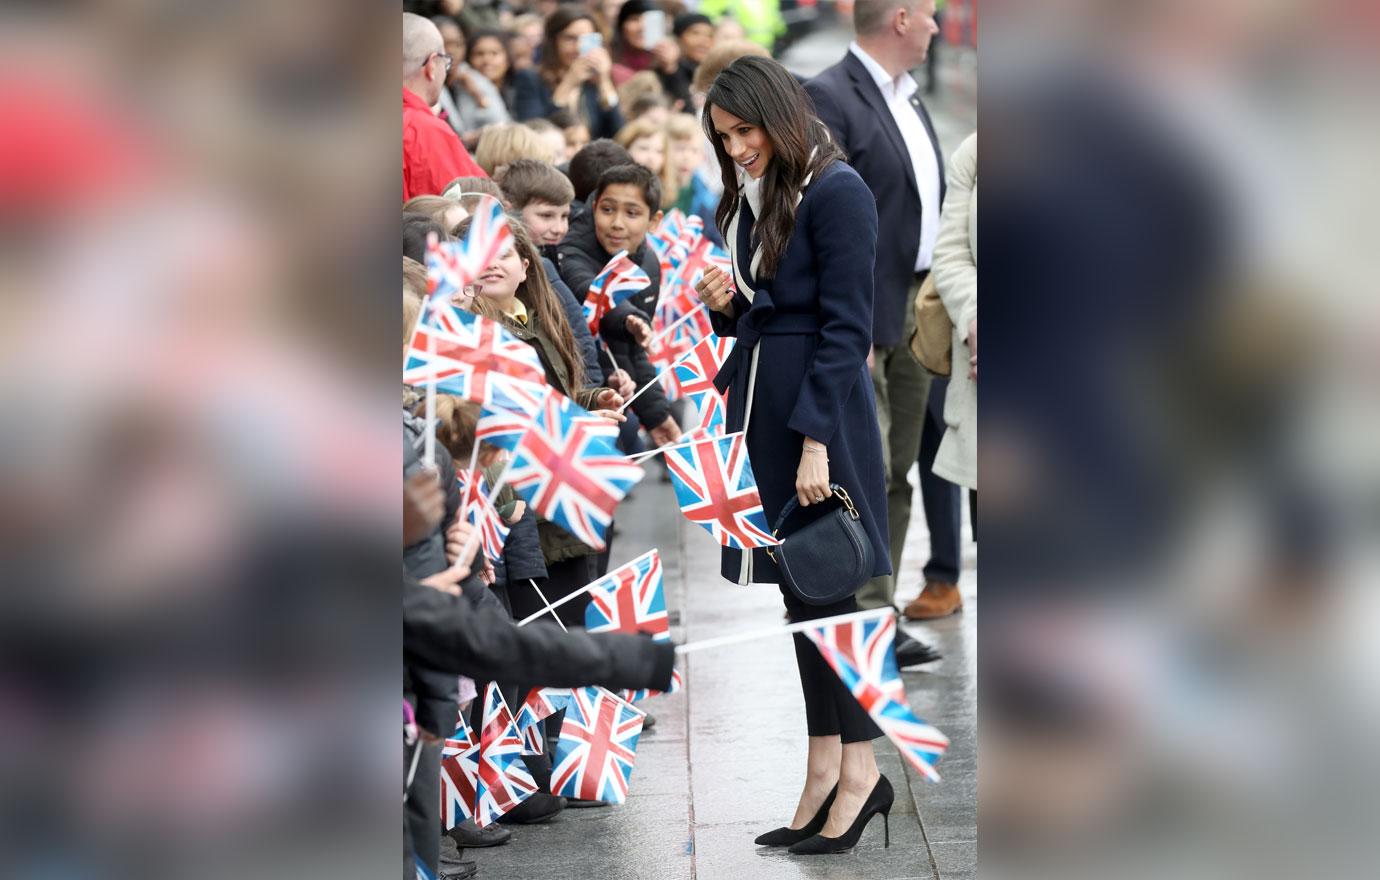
[893,630,942,668]
[439,862,477,880]
[903,581,962,620]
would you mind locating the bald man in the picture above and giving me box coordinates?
[403,12,485,201]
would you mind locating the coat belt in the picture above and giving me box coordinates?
[712,313,821,396]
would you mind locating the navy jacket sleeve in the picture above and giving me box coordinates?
[497,504,547,584]
[544,258,604,385]
[512,70,554,121]
[404,574,676,691]
[787,170,878,445]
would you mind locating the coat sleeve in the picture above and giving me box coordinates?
[556,244,601,304]
[545,261,605,384]
[932,134,977,334]
[511,70,553,121]
[787,170,878,445]
[496,503,548,584]
[404,575,676,691]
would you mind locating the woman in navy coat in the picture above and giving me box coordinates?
[696,56,894,856]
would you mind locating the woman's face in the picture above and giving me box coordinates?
[621,15,646,51]
[474,244,528,302]
[628,133,666,175]
[555,18,595,69]
[469,36,508,83]
[438,22,466,85]
[564,123,591,156]
[709,104,774,179]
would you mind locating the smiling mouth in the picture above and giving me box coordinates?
[738,153,760,170]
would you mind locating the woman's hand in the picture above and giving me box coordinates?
[593,387,625,411]
[795,439,832,507]
[404,469,445,547]
[444,518,482,573]
[649,415,681,448]
[694,265,735,316]
[625,314,652,348]
[585,47,613,80]
[592,408,627,423]
[607,368,635,398]
[652,39,679,74]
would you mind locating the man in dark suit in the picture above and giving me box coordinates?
[805,0,961,666]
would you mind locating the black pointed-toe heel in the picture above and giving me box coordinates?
[787,775,894,855]
[754,785,838,846]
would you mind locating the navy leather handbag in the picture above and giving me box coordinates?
[766,484,873,606]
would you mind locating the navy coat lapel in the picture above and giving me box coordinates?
[843,52,918,200]
[734,197,757,289]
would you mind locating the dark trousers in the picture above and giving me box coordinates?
[919,378,963,584]
[781,586,883,744]
[404,740,441,876]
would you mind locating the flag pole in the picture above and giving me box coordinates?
[649,301,707,347]
[526,579,570,632]
[454,452,515,572]
[673,607,895,656]
[616,360,676,413]
[423,293,440,469]
[514,549,659,627]
[626,430,743,464]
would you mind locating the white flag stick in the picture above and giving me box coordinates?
[626,430,743,464]
[673,606,894,656]
[616,360,675,413]
[514,549,659,627]
[423,303,439,469]
[650,302,707,347]
[455,451,515,569]
[526,579,570,632]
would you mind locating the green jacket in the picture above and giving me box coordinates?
[700,0,785,50]
[497,309,613,563]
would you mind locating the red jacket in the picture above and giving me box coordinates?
[402,87,485,202]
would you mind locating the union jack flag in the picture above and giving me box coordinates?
[582,250,651,338]
[515,687,574,755]
[475,401,532,452]
[457,468,510,563]
[507,392,643,551]
[425,196,514,302]
[665,433,778,549]
[672,334,733,436]
[802,614,950,783]
[550,687,645,804]
[582,550,683,699]
[403,306,547,410]
[440,712,479,829]
[473,684,538,826]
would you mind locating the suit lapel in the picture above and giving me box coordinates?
[844,53,918,199]
[905,81,947,203]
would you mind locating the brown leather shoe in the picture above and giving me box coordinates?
[903,581,963,620]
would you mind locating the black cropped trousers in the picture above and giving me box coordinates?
[780,586,883,744]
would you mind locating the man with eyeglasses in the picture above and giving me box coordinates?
[404,12,486,202]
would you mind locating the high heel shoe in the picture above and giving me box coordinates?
[754,785,838,846]
[787,775,894,855]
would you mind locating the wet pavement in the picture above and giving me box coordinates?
[465,460,976,880]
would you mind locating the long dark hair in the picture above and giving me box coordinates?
[466,28,516,93]
[702,56,844,279]
[540,6,597,90]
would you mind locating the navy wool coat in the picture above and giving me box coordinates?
[710,161,890,584]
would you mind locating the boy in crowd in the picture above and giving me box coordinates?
[496,159,631,396]
[557,164,680,451]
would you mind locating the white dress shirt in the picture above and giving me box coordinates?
[849,42,942,273]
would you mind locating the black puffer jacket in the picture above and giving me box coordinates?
[557,202,672,430]
[404,573,676,690]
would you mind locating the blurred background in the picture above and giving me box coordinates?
[979,0,1380,878]
[0,1,401,877]
[1,0,1377,878]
